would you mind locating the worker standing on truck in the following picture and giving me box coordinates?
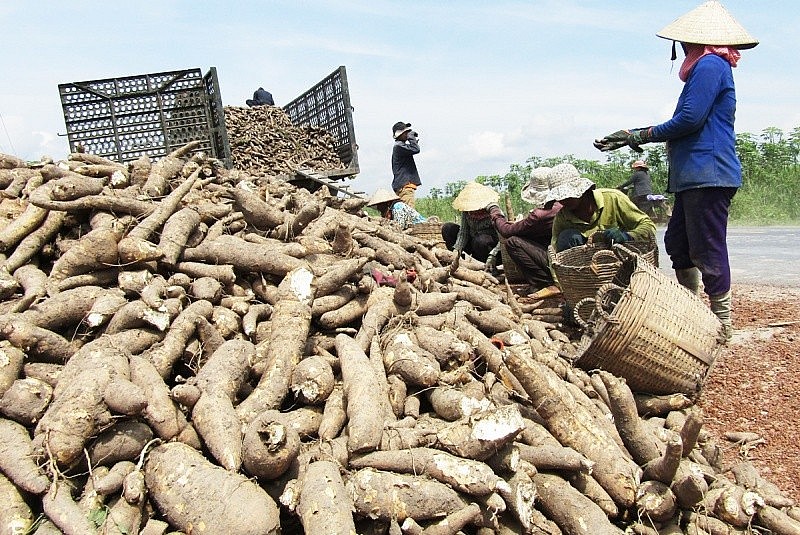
[391,121,422,208]
[246,87,275,107]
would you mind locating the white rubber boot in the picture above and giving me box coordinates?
[675,267,701,295]
[709,290,733,342]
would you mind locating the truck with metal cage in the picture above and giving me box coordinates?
[58,65,360,195]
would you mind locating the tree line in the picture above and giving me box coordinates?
[419,127,800,224]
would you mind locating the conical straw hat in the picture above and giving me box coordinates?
[657,0,758,49]
[521,166,552,207]
[366,188,400,207]
[451,181,500,212]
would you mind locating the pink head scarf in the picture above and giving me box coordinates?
[679,43,741,82]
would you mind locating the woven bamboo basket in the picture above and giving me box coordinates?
[499,239,526,284]
[549,238,658,321]
[573,249,723,397]
[407,221,445,248]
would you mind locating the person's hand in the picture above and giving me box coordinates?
[484,254,497,273]
[601,228,631,244]
[594,128,652,153]
[626,128,651,153]
[485,202,501,213]
[406,131,419,142]
[593,130,630,152]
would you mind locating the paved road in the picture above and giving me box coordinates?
[655,226,800,287]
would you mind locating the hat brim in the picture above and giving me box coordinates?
[452,183,500,212]
[656,0,758,49]
[367,189,401,207]
[542,178,595,205]
[393,126,412,139]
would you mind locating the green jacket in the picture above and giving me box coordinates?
[550,188,656,248]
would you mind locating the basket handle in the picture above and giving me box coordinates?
[572,297,596,329]
[612,242,641,261]
[590,249,622,276]
[592,283,627,323]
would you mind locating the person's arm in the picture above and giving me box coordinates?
[618,174,635,189]
[453,213,469,253]
[615,195,656,242]
[650,56,726,141]
[395,138,420,155]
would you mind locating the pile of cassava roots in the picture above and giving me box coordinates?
[224,104,346,178]
[0,144,799,535]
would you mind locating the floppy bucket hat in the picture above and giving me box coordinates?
[656,0,758,49]
[392,121,412,139]
[521,166,552,207]
[541,163,595,205]
[367,188,400,207]
[451,181,500,212]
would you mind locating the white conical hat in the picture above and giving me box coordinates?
[657,0,758,49]
[451,181,499,212]
[366,188,400,207]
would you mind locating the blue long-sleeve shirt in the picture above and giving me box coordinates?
[649,54,741,192]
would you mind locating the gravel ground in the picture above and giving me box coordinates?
[697,283,800,504]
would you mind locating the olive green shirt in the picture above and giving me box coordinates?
[550,188,656,248]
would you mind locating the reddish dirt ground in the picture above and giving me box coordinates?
[697,283,800,504]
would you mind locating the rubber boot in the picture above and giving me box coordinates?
[709,290,733,342]
[675,267,702,295]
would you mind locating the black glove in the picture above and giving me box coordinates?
[601,228,632,244]
[594,128,652,153]
[626,128,652,153]
[564,233,586,250]
[593,130,629,152]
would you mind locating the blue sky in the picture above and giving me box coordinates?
[1,1,796,197]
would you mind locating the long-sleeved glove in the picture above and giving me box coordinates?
[600,228,632,244]
[594,128,652,153]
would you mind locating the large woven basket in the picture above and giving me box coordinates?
[573,249,723,397]
[549,238,658,320]
[407,221,445,248]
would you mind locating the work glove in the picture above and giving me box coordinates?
[593,128,652,153]
[600,228,632,245]
[557,232,587,252]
